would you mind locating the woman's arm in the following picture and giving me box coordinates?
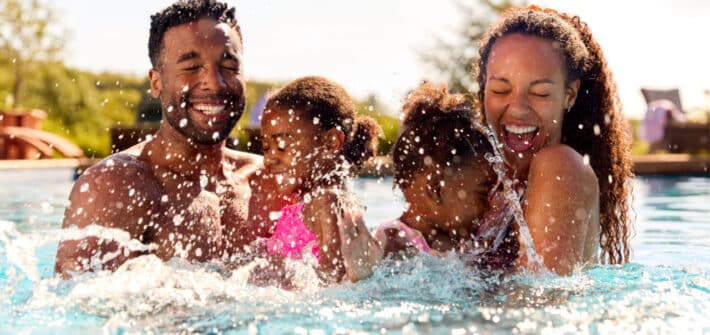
[522,144,600,275]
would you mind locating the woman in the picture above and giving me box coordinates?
[475,6,633,274]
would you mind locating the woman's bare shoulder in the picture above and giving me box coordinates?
[530,144,597,185]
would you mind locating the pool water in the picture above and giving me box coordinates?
[1,168,709,334]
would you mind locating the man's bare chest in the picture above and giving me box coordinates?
[146,177,251,261]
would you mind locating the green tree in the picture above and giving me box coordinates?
[421,0,526,94]
[0,0,64,109]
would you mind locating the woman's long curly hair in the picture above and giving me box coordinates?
[474,6,633,264]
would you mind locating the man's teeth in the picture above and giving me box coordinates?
[193,104,225,115]
[505,125,538,135]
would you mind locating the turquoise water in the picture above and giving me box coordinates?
[1,168,709,334]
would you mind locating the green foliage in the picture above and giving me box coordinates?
[0,0,65,108]
[0,61,144,157]
[354,94,399,155]
[0,0,401,158]
[421,0,526,93]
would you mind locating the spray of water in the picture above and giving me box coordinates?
[473,122,545,271]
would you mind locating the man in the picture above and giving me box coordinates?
[55,0,262,277]
[55,0,379,283]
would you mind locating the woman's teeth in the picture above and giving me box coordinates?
[504,125,537,134]
[193,104,225,115]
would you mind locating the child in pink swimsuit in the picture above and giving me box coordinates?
[260,76,382,283]
[375,82,502,259]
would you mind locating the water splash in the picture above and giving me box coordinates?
[475,122,545,271]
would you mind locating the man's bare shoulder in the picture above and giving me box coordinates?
[66,149,160,230]
[80,149,154,185]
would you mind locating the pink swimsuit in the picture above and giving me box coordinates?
[264,202,320,260]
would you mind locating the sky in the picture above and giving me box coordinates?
[53,0,710,120]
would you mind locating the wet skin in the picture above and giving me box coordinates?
[55,18,263,278]
[390,159,495,255]
[483,33,600,274]
[260,108,381,283]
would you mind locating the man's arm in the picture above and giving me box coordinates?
[54,157,159,278]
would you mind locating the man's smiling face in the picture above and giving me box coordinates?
[150,17,246,145]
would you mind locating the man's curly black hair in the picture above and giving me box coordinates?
[148,0,242,68]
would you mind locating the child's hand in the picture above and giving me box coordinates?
[303,190,381,283]
[336,210,382,282]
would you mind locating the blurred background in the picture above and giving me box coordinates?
[1,0,709,162]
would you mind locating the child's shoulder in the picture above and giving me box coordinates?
[304,187,361,217]
[304,188,342,214]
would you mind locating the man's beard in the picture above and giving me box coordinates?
[164,91,245,145]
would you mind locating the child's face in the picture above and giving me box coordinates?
[403,157,495,236]
[261,107,327,196]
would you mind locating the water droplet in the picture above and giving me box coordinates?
[313,117,320,125]
[583,154,590,165]
[179,119,188,128]
[270,119,277,126]
[173,215,184,226]
[195,248,202,257]
[423,156,433,166]
[212,132,220,140]
[275,174,284,185]
[167,106,174,113]
[414,136,420,143]
[80,183,89,192]
[195,153,202,162]
[368,105,374,112]
[106,159,115,167]
[180,102,187,109]
[303,193,312,203]
[128,188,136,197]
[418,148,424,155]
[593,124,601,136]
[578,124,584,130]
[200,174,208,189]
[278,140,286,150]
[161,195,169,203]
[269,211,282,220]
[182,85,189,92]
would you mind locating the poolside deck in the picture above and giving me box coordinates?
[360,154,710,177]
[0,154,708,177]
[632,154,709,175]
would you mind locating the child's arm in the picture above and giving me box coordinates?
[303,190,382,283]
[374,221,432,259]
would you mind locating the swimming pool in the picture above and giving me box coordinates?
[1,168,709,334]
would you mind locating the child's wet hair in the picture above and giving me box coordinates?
[392,82,492,189]
[266,76,382,168]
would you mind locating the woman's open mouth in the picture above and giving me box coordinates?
[502,124,538,153]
